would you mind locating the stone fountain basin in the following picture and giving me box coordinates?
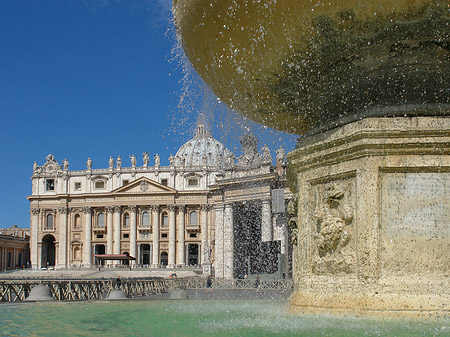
[173,0,450,134]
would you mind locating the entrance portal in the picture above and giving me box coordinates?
[160,252,168,266]
[94,245,106,265]
[140,244,151,265]
[41,234,56,267]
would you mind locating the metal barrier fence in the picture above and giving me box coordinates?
[0,277,293,302]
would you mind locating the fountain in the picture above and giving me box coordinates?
[173,0,450,317]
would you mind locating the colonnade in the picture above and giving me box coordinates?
[30,204,211,269]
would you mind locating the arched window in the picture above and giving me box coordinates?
[162,212,168,226]
[190,211,198,225]
[142,212,150,226]
[74,214,81,228]
[97,213,105,227]
[46,214,54,228]
[123,213,130,227]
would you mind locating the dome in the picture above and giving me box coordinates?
[175,123,233,167]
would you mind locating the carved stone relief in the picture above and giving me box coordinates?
[311,181,355,275]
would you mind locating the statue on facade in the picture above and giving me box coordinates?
[154,154,160,167]
[130,154,136,168]
[86,158,92,170]
[225,151,235,167]
[168,154,175,167]
[33,161,39,174]
[116,155,122,169]
[108,156,115,169]
[312,183,354,274]
[261,144,272,163]
[142,152,150,168]
[63,158,69,171]
[46,154,55,163]
[276,145,286,164]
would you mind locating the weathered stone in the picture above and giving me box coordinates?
[287,116,450,318]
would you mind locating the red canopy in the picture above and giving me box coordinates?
[94,253,136,261]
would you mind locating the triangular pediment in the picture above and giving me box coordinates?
[112,177,176,194]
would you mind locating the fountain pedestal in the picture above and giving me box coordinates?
[288,116,450,318]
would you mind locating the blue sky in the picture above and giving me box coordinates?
[0,1,297,228]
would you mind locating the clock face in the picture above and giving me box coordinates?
[46,165,55,173]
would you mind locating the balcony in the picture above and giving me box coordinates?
[138,224,152,233]
[185,224,200,233]
[93,226,107,233]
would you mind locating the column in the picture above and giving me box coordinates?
[106,207,114,255]
[200,205,209,265]
[30,208,40,269]
[151,205,160,267]
[223,203,234,279]
[261,199,272,242]
[113,206,121,256]
[129,205,137,265]
[168,205,176,268]
[176,205,185,266]
[214,205,224,278]
[137,243,141,264]
[57,207,68,269]
[83,207,92,266]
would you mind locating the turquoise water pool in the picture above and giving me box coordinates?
[0,300,448,336]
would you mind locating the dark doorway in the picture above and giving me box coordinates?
[95,245,106,265]
[140,244,150,265]
[187,244,199,266]
[122,252,130,265]
[160,252,168,266]
[41,235,56,267]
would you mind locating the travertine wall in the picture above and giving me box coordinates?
[287,117,450,318]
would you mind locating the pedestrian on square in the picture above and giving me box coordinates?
[205,275,213,294]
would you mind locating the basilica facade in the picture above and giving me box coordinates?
[28,124,291,278]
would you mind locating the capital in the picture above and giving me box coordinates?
[129,205,137,212]
[30,208,40,215]
[113,205,121,213]
[57,207,69,214]
[82,207,92,214]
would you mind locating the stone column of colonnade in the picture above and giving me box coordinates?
[83,207,92,266]
[129,205,137,265]
[106,207,114,255]
[261,199,272,242]
[176,205,185,266]
[214,205,224,277]
[200,205,209,265]
[57,207,68,269]
[223,203,234,279]
[151,205,160,267]
[30,208,40,269]
[113,206,121,259]
[168,205,176,267]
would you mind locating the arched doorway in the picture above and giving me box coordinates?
[160,252,168,267]
[41,235,56,267]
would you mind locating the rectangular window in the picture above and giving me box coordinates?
[96,234,103,239]
[123,233,129,239]
[189,233,198,238]
[161,179,168,186]
[74,182,81,191]
[161,233,168,238]
[188,178,198,186]
[46,179,55,191]
[94,181,105,189]
[122,180,129,186]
